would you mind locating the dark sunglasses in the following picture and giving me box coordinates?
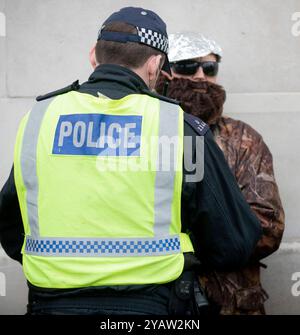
[170,60,219,77]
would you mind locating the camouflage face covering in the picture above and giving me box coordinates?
[155,75,226,125]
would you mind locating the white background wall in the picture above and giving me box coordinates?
[0,0,299,314]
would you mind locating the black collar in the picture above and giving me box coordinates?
[79,64,149,99]
[36,63,179,105]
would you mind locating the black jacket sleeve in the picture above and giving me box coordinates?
[0,166,24,263]
[181,122,262,271]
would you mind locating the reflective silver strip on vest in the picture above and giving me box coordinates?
[21,98,181,256]
[154,101,179,236]
[21,98,55,239]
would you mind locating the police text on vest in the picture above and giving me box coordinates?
[53,114,142,156]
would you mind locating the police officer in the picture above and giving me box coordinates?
[0,7,261,315]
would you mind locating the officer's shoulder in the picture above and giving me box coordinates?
[184,113,210,136]
[36,80,80,102]
[141,89,180,105]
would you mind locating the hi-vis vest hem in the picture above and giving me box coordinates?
[14,92,194,289]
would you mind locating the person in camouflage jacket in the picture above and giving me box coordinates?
[155,33,285,314]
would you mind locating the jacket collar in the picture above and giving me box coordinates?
[80,64,149,99]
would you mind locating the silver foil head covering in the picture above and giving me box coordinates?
[168,32,223,62]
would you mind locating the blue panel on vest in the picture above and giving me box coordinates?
[52,114,143,156]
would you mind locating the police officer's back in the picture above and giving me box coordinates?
[0,7,262,315]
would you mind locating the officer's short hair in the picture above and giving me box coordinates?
[95,22,165,69]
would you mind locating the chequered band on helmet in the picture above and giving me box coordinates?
[137,27,169,54]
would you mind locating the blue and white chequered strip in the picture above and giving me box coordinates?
[137,27,169,53]
[25,236,181,257]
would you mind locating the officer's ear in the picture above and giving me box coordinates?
[147,55,162,79]
[89,44,98,69]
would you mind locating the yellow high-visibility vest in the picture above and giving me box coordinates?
[14,91,194,288]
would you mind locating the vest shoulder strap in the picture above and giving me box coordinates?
[36,80,80,102]
[184,113,209,136]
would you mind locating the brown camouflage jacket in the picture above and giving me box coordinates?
[199,116,285,315]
